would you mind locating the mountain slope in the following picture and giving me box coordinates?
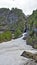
[27,10,37,49]
[0,8,26,32]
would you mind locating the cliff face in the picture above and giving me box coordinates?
[0,8,26,32]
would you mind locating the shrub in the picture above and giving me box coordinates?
[14,28,22,38]
[26,37,33,45]
[0,31,12,43]
[4,31,12,41]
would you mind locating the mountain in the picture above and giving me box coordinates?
[0,8,26,32]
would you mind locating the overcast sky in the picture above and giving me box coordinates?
[0,0,37,15]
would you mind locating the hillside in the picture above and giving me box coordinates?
[26,10,37,49]
[0,8,26,32]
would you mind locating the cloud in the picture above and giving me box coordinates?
[0,0,37,15]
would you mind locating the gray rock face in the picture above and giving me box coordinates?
[0,8,25,31]
[8,12,18,23]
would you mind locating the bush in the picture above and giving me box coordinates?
[26,37,33,45]
[14,28,22,38]
[4,31,12,41]
[0,31,12,43]
[0,33,5,42]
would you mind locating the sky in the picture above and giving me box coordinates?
[0,0,37,15]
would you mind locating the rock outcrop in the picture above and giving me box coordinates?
[21,51,37,62]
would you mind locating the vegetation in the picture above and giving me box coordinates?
[0,31,12,43]
[27,10,37,49]
[14,28,22,38]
